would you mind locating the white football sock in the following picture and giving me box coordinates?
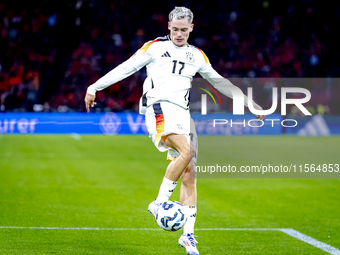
[183,205,196,234]
[155,177,178,204]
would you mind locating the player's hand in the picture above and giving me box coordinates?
[253,104,266,121]
[84,93,96,113]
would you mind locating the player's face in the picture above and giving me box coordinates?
[168,18,193,47]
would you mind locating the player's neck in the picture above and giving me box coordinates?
[171,40,188,48]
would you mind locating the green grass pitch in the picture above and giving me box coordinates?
[0,135,339,254]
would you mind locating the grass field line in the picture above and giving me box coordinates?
[280,228,340,255]
[1,226,339,254]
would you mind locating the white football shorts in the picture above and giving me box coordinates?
[144,101,197,162]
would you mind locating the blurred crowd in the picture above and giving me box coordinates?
[1,0,340,114]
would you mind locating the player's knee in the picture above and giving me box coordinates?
[185,145,197,161]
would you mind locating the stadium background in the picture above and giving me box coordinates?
[1,0,340,114]
[1,1,340,254]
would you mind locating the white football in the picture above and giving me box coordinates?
[156,201,187,231]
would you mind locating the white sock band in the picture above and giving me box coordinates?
[155,177,178,204]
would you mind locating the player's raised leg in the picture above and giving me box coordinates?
[148,133,196,219]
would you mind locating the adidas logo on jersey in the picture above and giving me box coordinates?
[161,51,171,57]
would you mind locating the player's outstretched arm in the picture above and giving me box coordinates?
[205,73,266,121]
[198,56,265,121]
[215,77,266,121]
[84,41,153,112]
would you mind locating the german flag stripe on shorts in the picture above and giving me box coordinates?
[153,103,164,146]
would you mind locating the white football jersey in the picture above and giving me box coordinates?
[87,35,254,114]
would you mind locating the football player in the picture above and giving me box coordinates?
[85,6,265,254]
